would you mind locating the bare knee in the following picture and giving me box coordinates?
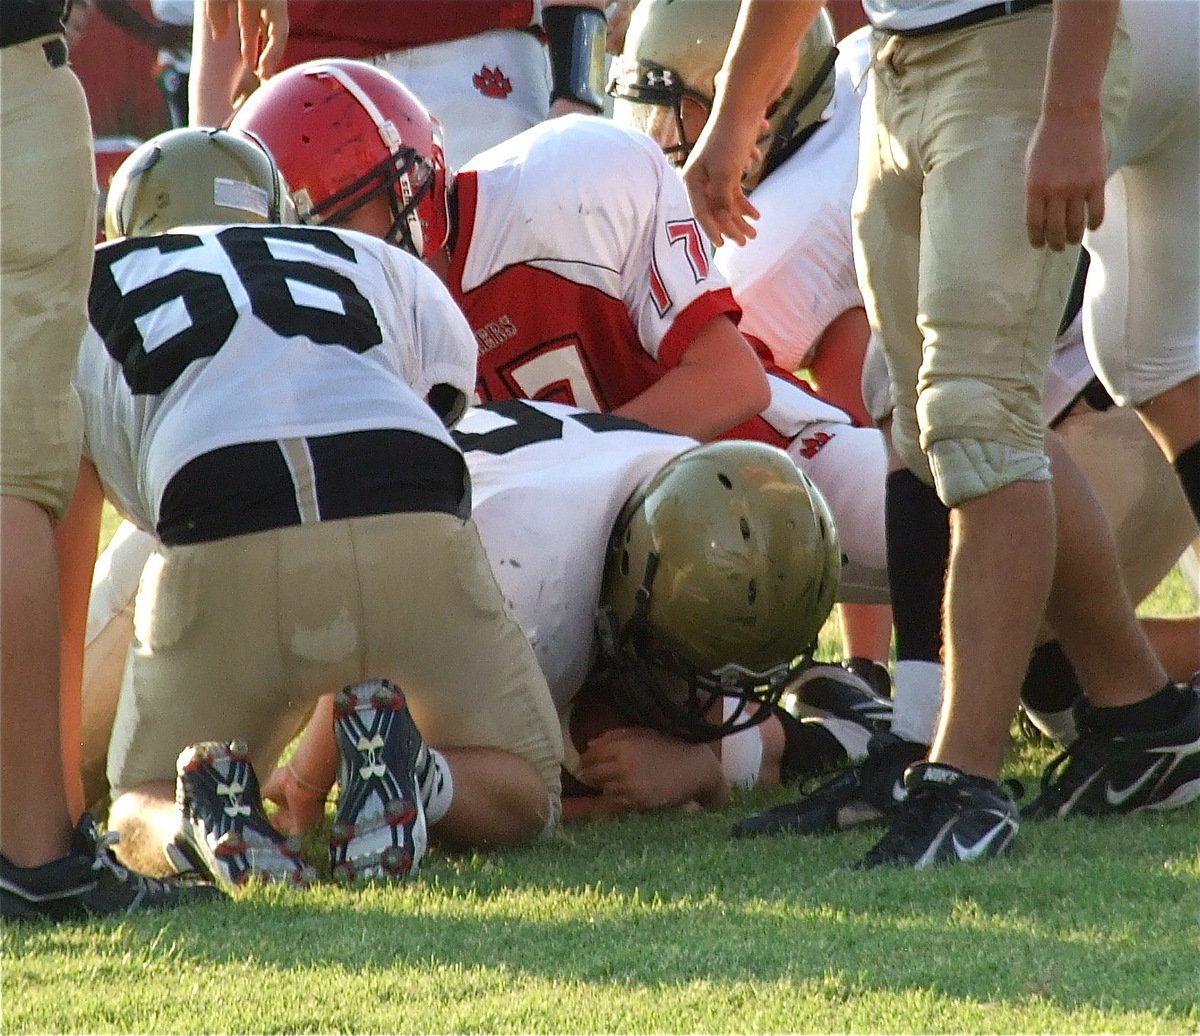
[432,748,556,853]
[107,780,177,876]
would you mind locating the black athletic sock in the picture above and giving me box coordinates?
[1021,641,1084,713]
[1086,681,1193,734]
[1173,440,1200,527]
[886,468,950,663]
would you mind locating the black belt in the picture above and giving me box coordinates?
[883,0,1051,37]
[42,37,66,67]
[158,429,469,546]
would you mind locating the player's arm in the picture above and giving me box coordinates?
[807,307,873,427]
[578,727,730,814]
[1025,0,1121,250]
[682,0,825,246]
[262,693,336,834]
[544,0,609,118]
[56,458,107,818]
[189,6,247,126]
[614,314,770,441]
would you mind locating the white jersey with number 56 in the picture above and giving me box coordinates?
[76,223,477,533]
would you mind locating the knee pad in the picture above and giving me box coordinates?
[927,437,1051,506]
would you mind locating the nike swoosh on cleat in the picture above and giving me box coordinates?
[891,779,906,803]
[1104,758,1168,807]
[949,816,1016,862]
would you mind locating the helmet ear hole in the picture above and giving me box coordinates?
[718,473,733,489]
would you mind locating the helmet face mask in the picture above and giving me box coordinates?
[609,0,837,188]
[104,127,296,240]
[230,59,451,258]
[595,592,793,744]
[595,442,842,742]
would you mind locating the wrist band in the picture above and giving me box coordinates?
[543,5,608,114]
[287,761,329,798]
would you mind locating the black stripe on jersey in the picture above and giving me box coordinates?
[453,398,659,456]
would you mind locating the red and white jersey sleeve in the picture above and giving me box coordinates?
[75,225,476,532]
[715,29,871,373]
[449,115,740,411]
[457,399,696,711]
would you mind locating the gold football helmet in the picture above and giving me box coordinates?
[609,0,837,189]
[596,440,841,741]
[104,127,296,240]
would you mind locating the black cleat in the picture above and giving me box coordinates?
[2,814,223,923]
[781,660,894,734]
[734,732,926,838]
[1024,681,1200,819]
[854,762,1019,870]
[170,741,315,890]
[330,679,428,884]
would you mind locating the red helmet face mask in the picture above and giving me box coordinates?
[230,59,450,258]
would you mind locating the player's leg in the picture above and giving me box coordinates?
[106,532,317,884]
[350,512,563,851]
[1083,35,1200,523]
[0,39,95,875]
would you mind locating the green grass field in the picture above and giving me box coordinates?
[3,522,1196,1033]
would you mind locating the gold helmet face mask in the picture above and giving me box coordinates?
[608,0,838,189]
[104,127,297,240]
[595,441,841,742]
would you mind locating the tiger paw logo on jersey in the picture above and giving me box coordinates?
[798,431,833,459]
[473,66,513,100]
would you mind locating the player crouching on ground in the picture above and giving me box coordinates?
[84,402,892,830]
[247,409,891,826]
[57,128,562,891]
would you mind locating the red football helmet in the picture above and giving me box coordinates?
[230,59,450,258]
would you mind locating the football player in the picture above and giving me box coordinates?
[608,0,1197,729]
[1080,1,1200,533]
[58,127,563,890]
[609,1,893,672]
[684,0,1200,865]
[81,400,890,829]
[229,57,894,680]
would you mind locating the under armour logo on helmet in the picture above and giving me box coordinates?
[473,66,513,100]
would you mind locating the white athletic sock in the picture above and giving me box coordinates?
[811,716,872,763]
[417,747,454,825]
[1022,705,1079,745]
[890,660,943,745]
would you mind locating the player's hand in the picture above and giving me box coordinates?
[681,109,764,247]
[578,726,728,812]
[262,763,327,835]
[204,0,289,80]
[1025,105,1108,251]
[605,0,637,55]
